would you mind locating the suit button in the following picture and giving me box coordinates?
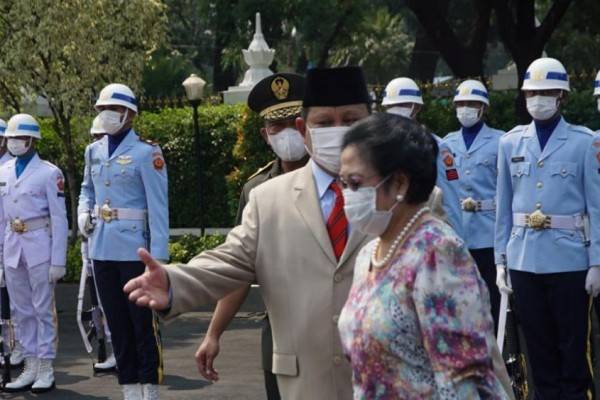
[465,170,471,175]
[536,202,542,209]
[104,181,110,186]
[332,315,339,324]
[334,274,342,283]
[333,356,342,365]
[536,182,543,189]
[537,161,544,168]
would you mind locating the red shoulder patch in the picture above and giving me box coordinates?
[56,176,65,192]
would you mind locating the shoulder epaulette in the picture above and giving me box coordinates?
[248,160,275,181]
[570,124,594,136]
[139,137,159,146]
[504,125,527,136]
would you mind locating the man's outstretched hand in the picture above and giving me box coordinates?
[124,248,171,310]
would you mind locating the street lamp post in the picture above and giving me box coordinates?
[182,74,207,235]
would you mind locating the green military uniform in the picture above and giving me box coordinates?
[235,72,307,400]
[235,159,283,225]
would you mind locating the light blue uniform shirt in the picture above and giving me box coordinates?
[78,130,169,261]
[433,135,464,239]
[443,124,504,249]
[494,118,600,273]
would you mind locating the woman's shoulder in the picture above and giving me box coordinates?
[413,216,465,248]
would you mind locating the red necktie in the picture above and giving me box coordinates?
[327,182,348,261]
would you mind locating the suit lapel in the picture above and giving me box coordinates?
[108,130,137,161]
[539,118,567,162]
[467,124,493,154]
[338,229,368,269]
[16,153,41,184]
[293,165,337,266]
[522,122,541,160]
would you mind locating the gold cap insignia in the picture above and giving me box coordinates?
[533,70,544,80]
[271,77,290,100]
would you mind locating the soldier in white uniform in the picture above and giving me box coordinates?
[0,114,68,393]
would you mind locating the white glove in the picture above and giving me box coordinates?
[49,266,66,283]
[585,266,600,297]
[0,265,4,287]
[77,212,93,238]
[495,264,512,294]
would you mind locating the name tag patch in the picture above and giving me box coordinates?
[511,156,525,163]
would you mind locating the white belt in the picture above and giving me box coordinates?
[93,205,146,223]
[461,198,495,212]
[10,216,50,234]
[513,211,585,231]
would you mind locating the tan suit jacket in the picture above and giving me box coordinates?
[165,164,369,400]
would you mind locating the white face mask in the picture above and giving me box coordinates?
[526,95,559,121]
[387,105,413,119]
[267,128,307,162]
[456,106,481,128]
[7,138,30,156]
[98,109,128,135]
[307,126,349,174]
[343,176,399,236]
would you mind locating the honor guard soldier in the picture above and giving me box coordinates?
[0,119,14,165]
[442,80,504,327]
[78,83,168,400]
[0,114,68,393]
[196,73,307,400]
[382,77,464,238]
[495,58,600,399]
[595,70,600,132]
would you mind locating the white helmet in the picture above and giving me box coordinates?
[0,119,7,137]
[5,114,41,139]
[95,83,138,113]
[90,115,106,135]
[594,70,600,97]
[382,77,423,106]
[453,79,489,106]
[521,57,570,92]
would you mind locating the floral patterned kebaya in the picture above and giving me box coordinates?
[338,216,509,399]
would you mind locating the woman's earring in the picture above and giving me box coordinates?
[396,194,405,203]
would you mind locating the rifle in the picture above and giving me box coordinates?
[0,286,14,387]
[497,292,529,400]
[76,238,107,370]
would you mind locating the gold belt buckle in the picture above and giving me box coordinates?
[526,210,551,230]
[462,197,478,212]
[11,218,27,234]
[100,204,115,223]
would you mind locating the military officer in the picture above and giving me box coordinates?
[78,83,168,400]
[442,80,504,327]
[381,77,464,238]
[495,58,600,399]
[0,114,68,393]
[196,73,307,400]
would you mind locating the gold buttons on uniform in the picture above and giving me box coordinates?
[536,182,543,189]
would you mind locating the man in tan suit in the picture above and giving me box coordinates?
[125,66,372,400]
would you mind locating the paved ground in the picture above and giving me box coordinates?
[3,284,266,400]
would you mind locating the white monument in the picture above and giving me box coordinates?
[223,12,275,104]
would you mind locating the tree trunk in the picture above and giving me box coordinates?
[408,26,440,83]
[52,115,79,244]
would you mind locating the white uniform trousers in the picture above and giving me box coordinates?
[5,254,57,359]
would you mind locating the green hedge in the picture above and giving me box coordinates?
[37,89,600,234]
[63,234,227,282]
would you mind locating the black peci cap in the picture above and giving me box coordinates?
[302,66,370,108]
[247,73,305,121]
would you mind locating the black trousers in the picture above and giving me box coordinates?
[261,316,281,400]
[510,270,593,400]
[94,260,162,385]
[469,248,500,330]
